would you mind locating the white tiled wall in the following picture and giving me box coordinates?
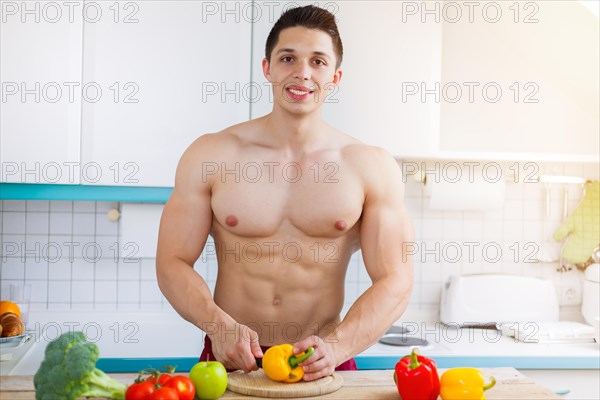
[1,161,598,314]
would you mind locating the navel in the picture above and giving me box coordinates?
[272,295,282,306]
[334,220,347,231]
[225,215,238,227]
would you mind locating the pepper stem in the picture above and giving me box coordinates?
[408,348,421,370]
[289,347,314,368]
[483,376,496,391]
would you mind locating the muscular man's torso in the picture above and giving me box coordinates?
[206,116,367,346]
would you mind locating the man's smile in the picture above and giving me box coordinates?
[285,84,315,100]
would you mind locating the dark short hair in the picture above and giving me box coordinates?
[265,5,343,70]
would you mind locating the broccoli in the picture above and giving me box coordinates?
[33,331,126,400]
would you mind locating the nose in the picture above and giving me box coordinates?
[292,59,311,81]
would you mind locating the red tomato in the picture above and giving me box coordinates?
[148,386,179,400]
[125,380,155,400]
[146,373,172,385]
[164,376,196,400]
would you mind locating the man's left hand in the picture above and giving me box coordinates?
[293,335,339,381]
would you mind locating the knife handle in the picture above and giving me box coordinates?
[255,358,262,368]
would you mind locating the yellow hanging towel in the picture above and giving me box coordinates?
[554,180,600,264]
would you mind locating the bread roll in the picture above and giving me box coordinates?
[0,312,24,337]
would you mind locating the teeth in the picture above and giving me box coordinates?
[288,88,309,96]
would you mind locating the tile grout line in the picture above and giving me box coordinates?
[116,201,121,311]
[418,182,425,306]
[69,200,75,309]
[520,179,526,276]
[92,201,98,309]
[23,201,28,290]
[138,257,142,310]
[45,201,51,309]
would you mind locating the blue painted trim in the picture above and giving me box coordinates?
[97,357,199,373]
[97,355,600,373]
[0,183,172,202]
[355,355,600,370]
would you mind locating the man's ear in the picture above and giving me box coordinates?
[332,68,343,85]
[262,58,271,81]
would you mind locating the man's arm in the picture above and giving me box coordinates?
[295,147,414,380]
[156,134,262,371]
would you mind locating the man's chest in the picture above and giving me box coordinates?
[209,161,364,238]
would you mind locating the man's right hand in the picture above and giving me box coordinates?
[208,322,264,373]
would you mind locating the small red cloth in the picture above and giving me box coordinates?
[199,334,358,372]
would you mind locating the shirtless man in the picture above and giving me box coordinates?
[156,5,414,381]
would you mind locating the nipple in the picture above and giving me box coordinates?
[334,220,347,231]
[225,215,238,227]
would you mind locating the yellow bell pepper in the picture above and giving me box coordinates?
[262,344,314,383]
[440,368,496,400]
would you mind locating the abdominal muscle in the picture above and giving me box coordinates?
[211,231,356,346]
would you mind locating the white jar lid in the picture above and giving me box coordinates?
[584,263,600,283]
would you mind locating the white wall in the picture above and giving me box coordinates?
[440,0,599,155]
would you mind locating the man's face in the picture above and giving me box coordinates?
[262,26,342,116]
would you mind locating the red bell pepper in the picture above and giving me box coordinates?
[394,348,440,400]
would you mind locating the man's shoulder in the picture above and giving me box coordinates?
[186,121,255,157]
[339,137,397,170]
[175,124,255,188]
[335,132,403,191]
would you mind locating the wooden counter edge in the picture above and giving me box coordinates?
[0,368,560,400]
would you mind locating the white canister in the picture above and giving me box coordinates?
[582,263,600,326]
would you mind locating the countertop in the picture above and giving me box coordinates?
[359,322,600,369]
[0,368,560,399]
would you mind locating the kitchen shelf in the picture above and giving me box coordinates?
[0,183,172,203]
[400,151,599,163]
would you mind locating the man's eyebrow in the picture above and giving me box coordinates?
[275,48,331,59]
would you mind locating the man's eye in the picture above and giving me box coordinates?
[281,56,293,62]
[314,59,326,66]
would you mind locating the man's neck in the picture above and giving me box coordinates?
[263,108,327,155]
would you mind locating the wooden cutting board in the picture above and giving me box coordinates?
[227,370,343,398]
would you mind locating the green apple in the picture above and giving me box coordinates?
[189,360,228,399]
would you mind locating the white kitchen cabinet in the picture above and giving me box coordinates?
[250,1,441,157]
[439,1,599,161]
[521,369,600,400]
[1,1,83,184]
[80,1,252,187]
